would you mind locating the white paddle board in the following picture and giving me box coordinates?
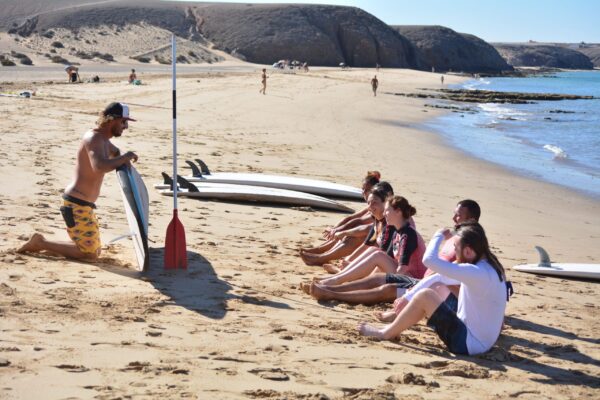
[513,246,600,280]
[183,159,363,200]
[156,174,353,213]
[116,165,149,271]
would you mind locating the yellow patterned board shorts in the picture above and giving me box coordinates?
[60,194,101,254]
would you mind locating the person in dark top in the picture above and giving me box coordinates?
[310,195,424,288]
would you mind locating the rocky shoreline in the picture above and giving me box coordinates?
[388,88,595,104]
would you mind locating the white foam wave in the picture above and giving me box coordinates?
[543,144,568,159]
[478,103,527,118]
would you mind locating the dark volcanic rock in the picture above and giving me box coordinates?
[494,44,594,69]
[190,4,418,67]
[389,88,594,104]
[393,25,512,74]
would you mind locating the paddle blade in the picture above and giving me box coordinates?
[164,209,187,269]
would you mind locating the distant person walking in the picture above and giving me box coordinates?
[376,63,380,72]
[259,68,267,95]
[441,75,445,85]
[371,75,379,97]
[65,66,80,83]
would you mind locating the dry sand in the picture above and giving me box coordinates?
[0,64,599,399]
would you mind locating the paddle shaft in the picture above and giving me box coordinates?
[172,35,178,210]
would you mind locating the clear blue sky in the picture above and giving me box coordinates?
[172,0,599,43]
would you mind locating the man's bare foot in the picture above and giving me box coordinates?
[310,282,334,301]
[323,263,340,274]
[17,233,45,254]
[375,310,397,322]
[357,322,384,338]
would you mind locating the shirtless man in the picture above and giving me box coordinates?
[371,75,379,97]
[129,69,137,84]
[18,102,139,261]
[259,68,267,95]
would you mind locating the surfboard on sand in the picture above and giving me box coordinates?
[116,164,149,271]
[513,246,600,280]
[155,173,354,213]
[181,159,364,200]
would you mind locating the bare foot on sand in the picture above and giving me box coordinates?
[375,310,396,322]
[299,251,323,266]
[357,322,384,338]
[323,263,340,274]
[310,282,334,301]
[17,233,45,254]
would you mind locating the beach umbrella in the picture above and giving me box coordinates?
[164,35,188,269]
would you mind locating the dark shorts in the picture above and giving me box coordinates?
[385,273,419,288]
[385,274,420,297]
[427,293,468,355]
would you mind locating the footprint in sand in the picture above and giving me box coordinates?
[55,364,90,373]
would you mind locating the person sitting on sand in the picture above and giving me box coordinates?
[308,195,424,290]
[129,69,137,84]
[300,171,381,266]
[259,68,267,95]
[17,102,139,261]
[371,75,379,97]
[358,222,507,356]
[306,199,481,305]
[319,182,396,272]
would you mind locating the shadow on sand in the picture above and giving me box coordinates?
[135,247,293,320]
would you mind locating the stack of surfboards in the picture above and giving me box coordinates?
[154,159,361,213]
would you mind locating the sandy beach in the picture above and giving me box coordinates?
[1,64,599,399]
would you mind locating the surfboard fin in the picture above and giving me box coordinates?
[161,172,176,190]
[185,160,202,177]
[194,159,211,175]
[176,175,199,192]
[535,246,552,267]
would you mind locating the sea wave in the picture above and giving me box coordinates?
[478,103,527,117]
[543,144,568,160]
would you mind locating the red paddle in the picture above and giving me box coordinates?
[164,35,187,269]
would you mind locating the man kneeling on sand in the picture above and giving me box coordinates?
[306,199,481,305]
[18,102,139,261]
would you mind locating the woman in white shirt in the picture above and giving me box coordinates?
[357,222,507,355]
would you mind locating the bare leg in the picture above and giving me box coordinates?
[323,263,341,274]
[322,273,387,292]
[300,236,364,266]
[311,282,397,305]
[301,239,337,255]
[319,250,396,286]
[17,233,99,261]
[358,288,444,340]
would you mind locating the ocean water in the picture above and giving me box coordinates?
[425,71,600,198]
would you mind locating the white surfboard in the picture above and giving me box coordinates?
[156,174,353,213]
[513,246,600,280]
[116,165,149,271]
[182,159,363,200]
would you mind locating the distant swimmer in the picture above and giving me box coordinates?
[371,75,379,97]
[18,102,139,262]
[259,68,267,95]
[65,65,80,83]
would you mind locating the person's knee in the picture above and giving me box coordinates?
[413,288,436,302]
[82,247,101,261]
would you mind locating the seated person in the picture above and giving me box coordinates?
[358,223,508,356]
[306,195,425,291]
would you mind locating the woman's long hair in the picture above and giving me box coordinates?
[456,222,505,282]
[370,181,393,202]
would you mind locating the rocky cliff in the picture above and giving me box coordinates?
[393,25,512,73]
[3,0,419,68]
[577,45,600,68]
[494,44,594,69]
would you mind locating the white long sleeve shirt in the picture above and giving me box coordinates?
[422,232,507,355]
